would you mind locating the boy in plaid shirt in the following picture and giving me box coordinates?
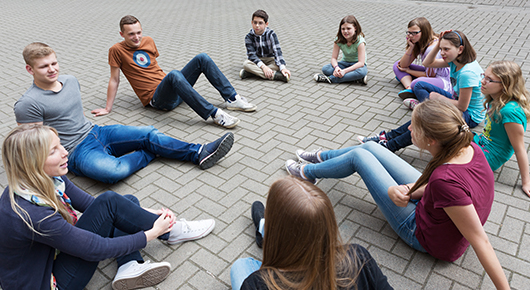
[240,10,291,82]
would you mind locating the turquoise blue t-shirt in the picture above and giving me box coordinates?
[337,35,367,64]
[473,101,527,170]
[449,61,485,124]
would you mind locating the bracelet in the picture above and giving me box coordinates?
[333,65,339,70]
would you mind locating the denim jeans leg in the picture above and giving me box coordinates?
[385,120,413,152]
[322,63,334,76]
[68,125,201,183]
[53,191,164,289]
[303,142,425,250]
[413,81,453,102]
[180,53,237,101]
[327,61,367,83]
[230,258,262,290]
[151,69,215,119]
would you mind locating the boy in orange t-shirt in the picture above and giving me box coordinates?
[92,15,256,129]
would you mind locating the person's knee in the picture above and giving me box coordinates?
[196,52,211,63]
[123,194,139,205]
[95,191,121,204]
[167,70,187,85]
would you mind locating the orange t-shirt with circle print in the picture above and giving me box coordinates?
[108,36,166,106]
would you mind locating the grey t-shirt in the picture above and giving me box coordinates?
[14,75,94,152]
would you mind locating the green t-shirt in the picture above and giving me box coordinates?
[474,101,527,170]
[336,35,367,64]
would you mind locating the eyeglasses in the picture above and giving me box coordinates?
[406,31,421,36]
[480,73,502,84]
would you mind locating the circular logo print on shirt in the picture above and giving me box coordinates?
[133,50,151,68]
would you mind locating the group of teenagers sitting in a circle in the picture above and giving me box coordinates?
[1,14,527,290]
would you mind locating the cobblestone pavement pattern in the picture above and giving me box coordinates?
[1,0,530,289]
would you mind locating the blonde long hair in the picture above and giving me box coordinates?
[408,100,474,194]
[483,60,530,122]
[2,124,73,235]
[260,176,362,290]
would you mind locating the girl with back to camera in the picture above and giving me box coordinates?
[393,17,452,100]
[359,30,485,153]
[230,176,392,290]
[476,60,530,197]
[0,124,215,290]
[287,99,509,289]
[314,15,368,85]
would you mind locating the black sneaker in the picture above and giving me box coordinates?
[313,73,331,83]
[273,71,290,83]
[198,133,234,169]
[251,201,265,248]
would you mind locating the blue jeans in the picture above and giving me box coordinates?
[68,124,201,183]
[150,53,237,119]
[303,142,426,251]
[322,61,368,83]
[53,191,169,290]
[230,257,262,290]
[385,122,412,152]
[412,80,454,102]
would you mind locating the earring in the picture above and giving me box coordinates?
[427,143,431,147]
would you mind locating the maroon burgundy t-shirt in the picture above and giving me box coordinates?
[415,142,494,262]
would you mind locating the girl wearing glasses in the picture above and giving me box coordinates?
[476,60,530,197]
[394,17,452,100]
[313,15,368,84]
[359,30,485,153]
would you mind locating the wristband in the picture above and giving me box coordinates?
[333,65,339,70]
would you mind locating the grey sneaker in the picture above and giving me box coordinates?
[403,98,420,110]
[296,148,323,164]
[313,73,331,83]
[239,69,250,79]
[213,108,240,128]
[285,160,316,184]
[273,71,290,83]
[356,130,387,144]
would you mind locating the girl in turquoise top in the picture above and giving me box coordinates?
[475,60,530,197]
[314,15,368,84]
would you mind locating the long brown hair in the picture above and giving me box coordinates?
[483,60,530,122]
[408,100,474,194]
[260,176,361,290]
[407,17,437,57]
[2,124,73,235]
[335,15,364,45]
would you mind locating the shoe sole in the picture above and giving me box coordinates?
[199,133,234,169]
[167,220,216,244]
[112,264,170,290]
[398,91,415,100]
[226,104,257,112]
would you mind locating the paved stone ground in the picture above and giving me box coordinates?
[1,0,530,289]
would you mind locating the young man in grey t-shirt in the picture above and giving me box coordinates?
[15,42,234,184]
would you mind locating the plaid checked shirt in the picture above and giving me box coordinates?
[245,27,286,71]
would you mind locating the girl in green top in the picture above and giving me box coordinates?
[475,60,530,197]
[314,15,368,84]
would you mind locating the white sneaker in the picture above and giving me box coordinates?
[213,108,240,128]
[226,94,257,112]
[112,260,170,290]
[168,218,215,244]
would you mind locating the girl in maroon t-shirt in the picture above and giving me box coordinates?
[288,99,509,289]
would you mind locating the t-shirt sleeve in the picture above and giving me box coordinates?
[430,178,473,209]
[14,95,44,124]
[108,45,122,68]
[502,103,526,127]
